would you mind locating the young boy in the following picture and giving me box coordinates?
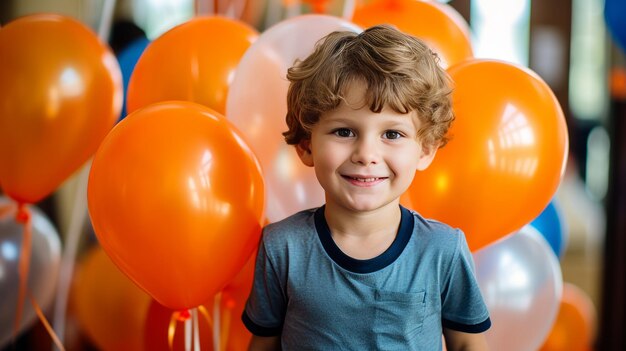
[242,25,491,350]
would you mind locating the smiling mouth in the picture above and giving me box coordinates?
[342,175,387,182]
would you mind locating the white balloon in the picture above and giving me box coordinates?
[473,225,562,351]
[0,197,61,347]
[226,15,361,222]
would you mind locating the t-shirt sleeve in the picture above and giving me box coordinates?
[440,230,491,333]
[242,235,286,337]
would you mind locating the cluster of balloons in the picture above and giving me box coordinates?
[0,14,120,349]
[0,0,589,349]
[89,16,266,317]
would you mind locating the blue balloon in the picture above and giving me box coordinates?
[116,37,150,120]
[605,0,626,53]
[529,200,567,258]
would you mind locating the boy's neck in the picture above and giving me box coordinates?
[323,201,402,260]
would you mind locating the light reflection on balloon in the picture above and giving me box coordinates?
[1,241,18,261]
[491,103,539,178]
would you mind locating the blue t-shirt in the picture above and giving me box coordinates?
[243,206,491,350]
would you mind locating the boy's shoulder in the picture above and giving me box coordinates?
[261,207,319,245]
[407,208,466,249]
[409,207,458,231]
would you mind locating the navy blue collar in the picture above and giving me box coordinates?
[314,205,414,274]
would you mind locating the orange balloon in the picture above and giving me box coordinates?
[88,101,265,310]
[352,0,473,68]
[540,283,596,351]
[126,16,258,115]
[0,14,122,204]
[72,246,151,351]
[403,59,569,252]
[144,252,255,351]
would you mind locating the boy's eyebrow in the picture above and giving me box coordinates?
[323,115,418,128]
[322,116,352,123]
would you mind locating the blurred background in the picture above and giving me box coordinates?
[0,0,625,350]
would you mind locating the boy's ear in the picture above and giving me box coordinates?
[416,144,438,171]
[296,139,314,167]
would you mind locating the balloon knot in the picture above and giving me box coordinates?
[15,204,30,224]
[225,298,237,309]
[177,309,191,322]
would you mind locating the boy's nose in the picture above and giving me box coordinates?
[351,137,380,165]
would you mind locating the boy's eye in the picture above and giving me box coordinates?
[333,128,354,137]
[383,130,402,139]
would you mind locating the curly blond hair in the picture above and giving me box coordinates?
[284,25,454,151]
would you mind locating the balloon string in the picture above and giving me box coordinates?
[212,293,222,351]
[167,306,215,351]
[52,162,91,347]
[196,305,214,350]
[229,0,247,20]
[15,204,32,340]
[286,0,302,18]
[27,289,66,351]
[341,0,356,20]
[167,311,179,351]
[197,304,213,329]
[0,202,16,341]
[0,203,63,349]
[194,0,214,16]
[220,307,231,351]
[192,308,200,351]
[169,310,189,351]
[184,314,192,351]
[97,0,117,42]
[266,0,287,28]
[219,0,242,19]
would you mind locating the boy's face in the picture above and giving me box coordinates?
[297,83,437,213]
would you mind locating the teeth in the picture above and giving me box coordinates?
[351,177,378,182]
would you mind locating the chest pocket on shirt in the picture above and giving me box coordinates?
[373,290,426,347]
